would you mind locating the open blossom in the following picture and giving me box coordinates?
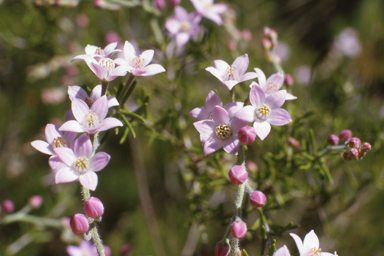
[54,133,110,191]
[31,124,77,156]
[68,85,119,108]
[290,230,338,256]
[165,6,201,48]
[206,54,258,90]
[235,85,291,140]
[190,0,227,25]
[72,42,121,62]
[67,240,98,256]
[59,95,123,134]
[114,41,165,77]
[252,68,297,100]
[193,106,248,156]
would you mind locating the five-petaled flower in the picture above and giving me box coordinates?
[59,95,123,134]
[53,133,110,191]
[235,85,291,140]
[68,85,119,108]
[72,42,121,62]
[290,230,338,256]
[190,0,228,25]
[206,54,258,90]
[114,40,165,77]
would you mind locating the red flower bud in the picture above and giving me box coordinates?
[84,197,104,218]
[349,148,359,159]
[249,190,266,208]
[229,165,248,185]
[120,244,131,255]
[70,213,89,234]
[327,134,339,145]
[2,200,15,213]
[284,74,294,87]
[215,239,230,256]
[342,151,352,161]
[347,137,361,149]
[231,219,247,239]
[245,160,258,172]
[361,142,372,153]
[287,137,301,150]
[29,195,43,209]
[339,129,352,143]
[238,126,257,145]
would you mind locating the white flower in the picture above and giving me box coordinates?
[290,230,337,256]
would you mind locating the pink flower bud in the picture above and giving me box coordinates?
[342,151,352,161]
[347,137,361,149]
[231,219,247,239]
[2,200,15,213]
[120,244,131,255]
[361,142,372,153]
[105,31,121,44]
[227,40,237,50]
[287,137,301,150]
[29,195,43,209]
[339,129,352,143]
[155,0,165,10]
[327,134,339,145]
[238,126,257,145]
[262,38,272,50]
[70,213,89,234]
[94,0,104,8]
[168,0,181,6]
[245,160,258,172]
[349,148,359,159]
[62,217,71,228]
[284,74,294,87]
[76,13,89,28]
[215,239,230,256]
[84,197,104,218]
[229,165,248,185]
[249,190,266,208]
[104,245,111,256]
[241,29,252,41]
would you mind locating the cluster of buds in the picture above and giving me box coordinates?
[0,195,43,215]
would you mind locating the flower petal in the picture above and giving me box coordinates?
[89,62,107,80]
[265,90,287,109]
[45,124,62,144]
[165,17,181,35]
[223,136,240,155]
[239,72,258,83]
[141,50,155,67]
[234,105,256,123]
[79,171,98,191]
[123,41,136,64]
[59,120,85,133]
[89,152,111,172]
[72,133,93,159]
[141,64,166,76]
[223,80,239,90]
[193,120,215,136]
[176,32,190,48]
[90,84,102,102]
[254,68,266,87]
[72,98,90,123]
[232,54,249,77]
[203,137,222,156]
[190,107,210,120]
[103,42,118,57]
[175,6,189,20]
[253,120,271,140]
[68,86,88,101]
[273,245,291,256]
[98,117,123,132]
[302,230,319,255]
[206,66,224,82]
[285,93,297,100]
[206,90,223,110]
[289,233,303,256]
[230,117,249,134]
[55,167,79,184]
[54,147,77,166]
[249,84,265,107]
[91,96,108,120]
[268,108,292,126]
[223,102,243,118]
[31,140,53,155]
[213,59,229,73]
[263,71,284,95]
[212,106,230,124]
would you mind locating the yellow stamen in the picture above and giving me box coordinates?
[74,157,89,174]
[52,137,67,149]
[215,124,232,140]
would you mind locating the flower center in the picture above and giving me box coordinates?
[256,104,271,120]
[95,47,103,55]
[181,21,190,31]
[98,58,115,73]
[215,123,232,140]
[83,110,100,128]
[132,55,144,69]
[84,97,94,107]
[265,80,279,94]
[74,156,89,174]
[52,137,67,149]
[310,247,322,256]
[225,65,237,80]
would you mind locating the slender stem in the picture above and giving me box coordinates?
[318,145,348,157]
[1,213,63,228]
[244,180,254,194]
[118,74,136,106]
[101,80,109,96]
[230,88,235,103]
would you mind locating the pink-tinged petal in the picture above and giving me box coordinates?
[200,133,209,144]
[223,80,239,90]
[90,85,102,101]
[263,71,284,94]
[85,45,99,55]
[98,117,123,132]
[193,120,215,136]
[49,155,64,170]
[232,54,249,77]
[59,120,85,133]
[132,69,147,76]
[223,136,240,155]
[203,137,222,156]
[211,3,227,13]
[254,68,266,87]
[302,230,319,255]
[206,67,224,82]
[190,12,202,24]
[224,102,243,118]
[213,59,230,73]
[165,18,181,35]
[273,245,290,256]
[63,131,77,146]
[190,107,210,120]
[68,86,88,101]
[176,32,190,47]
[268,108,291,126]
[253,121,271,141]
[141,64,166,77]
[234,105,256,123]
[89,62,107,80]
[230,118,249,134]
[249,85,265,107]
[71,54,89,62]
[55,167,79,184]
[91,96,108,120]
[54,147,77,166]
[114,57,128,66]
[72,133,93,158]
[175,6,189,20]
[285,93,297,100]
[203,12,223,25]
[71,99,89,122]
[141,50,155,67]
[239,72,258,83]
[107,96,119,107]
[67,245,82,256]
[265,90,287,109]
[123,41,137,63]
[289,233,303,256]
[79,171,98,191]
[103,42,118,57]
[190,0,204,11]
[31,140,53,155]
[45,124,62,144]
[212,106,230,124]
[89,152,110,172]
[206,90,223,110]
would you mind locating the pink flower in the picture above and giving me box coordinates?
[31,124,77,156]
[193,106,248,156]
[165,6,201,48]
[54,133,110,191]
[73,42,121,62]
[190,0,227,25]
[59,96,123,134]
[67,240,98,256]
[114,41,165,77]
[290,230,338,256]
[252,68,297,100]
[206,54,258,90]
[68,85,119,108]
[235,85,291,140]
[273,245,290,256]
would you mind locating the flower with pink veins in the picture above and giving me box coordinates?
[114,41,165,77]
[206,54,258,90]
[190,0,227,25]
[68,85,119,108]
[165,6,201,48]
[252,68,297,100]
[31,124,77,156]
[273,245,291,256]
[54,133,110,191]
[67,240,98,256]
[290,230,338,256]
[235,85,291,140]
[72,42,121,62]
[193,106,248,156]
[59,95,123,134]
